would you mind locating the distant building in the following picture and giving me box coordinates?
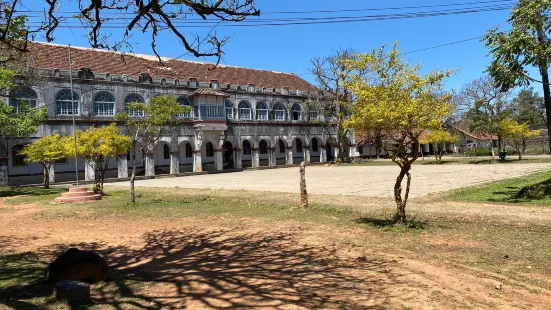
[4,42,359,185]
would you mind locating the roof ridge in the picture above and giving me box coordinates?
[32,41,298,77]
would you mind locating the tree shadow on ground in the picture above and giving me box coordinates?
[1,229,401,309]
[488,178,551,204]
[356,217,428,230]
[0,187,64,198]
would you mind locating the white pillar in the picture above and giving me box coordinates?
[320,146,327,163]
[252,149,260,168]
[47,165,55,184]
[304,147,311,163]
[234,147,242,169]
[333,146,339,161]
[145,152,155,176]
[170,151,179,174]
[286,147,293,165]
[85,161,95,181]
[215,149,224,171]
[349,145,358,158]
[268,148,276,166]
[117,154,128,178]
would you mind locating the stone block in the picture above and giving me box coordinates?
[54,280,90,304]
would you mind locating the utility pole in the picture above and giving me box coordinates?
[68,45,79,186]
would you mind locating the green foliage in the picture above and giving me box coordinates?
[0,102,47,138]
[116,95,188,202]
[513,88,546,125]
[465,148,491,157]
[499,118,541,159]
[345,42,453,223]
[483,0,551,91]
[73,124,132,193]
[20,134,70,188]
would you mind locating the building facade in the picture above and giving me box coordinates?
[4,43,359,185]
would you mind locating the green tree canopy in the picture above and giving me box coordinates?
[116,95,188,203]
[20,134,70,188]
[345,43,453,224]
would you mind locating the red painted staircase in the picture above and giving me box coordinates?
[55,187,102,203]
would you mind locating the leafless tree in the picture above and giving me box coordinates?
[0,0,259,65]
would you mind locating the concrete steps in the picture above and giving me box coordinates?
[55,187,102,203]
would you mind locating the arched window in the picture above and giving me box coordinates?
[291,104,303,121]
[10,87,37,114]
[12,145,27,166]
[93,91,115,116]
[259,140,268,154]
[185,143,193,158]
[163,144,170,160]
[124,93,145,117]
[279,139,285,153]
[312,139,319,152]
[55,89,79,115]
[273,103,285,121]
[256,102,268,120]
[296,139,303,153]
[243,140,252,155]
[206,142,214,157]
[225,99,234,120]
[238,101,251,120]
[177,96,193,119]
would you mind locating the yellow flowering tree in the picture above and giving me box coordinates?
[345,43,454,224]
[499,118,541,160]
[20,134,70,188]
[420,130,458,162]
[74,123,131,194]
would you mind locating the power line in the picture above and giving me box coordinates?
[23,5,514,29]
[16,0,514,16]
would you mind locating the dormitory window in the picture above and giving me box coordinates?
[163,144,170,160]
[12,145,26,166]
[10,87,37,114]
[273,103,285,121]
[291,104,303,121]
[93,91,115,116]
[206,142,214,157]
[185,143,193,158]
[279,140,285,153]
[259,140,268,154]
[225,100,234,120]
[312,139,319,152]
[124,93,145,117]
[238,101,252,120]
[56,89,79,115]
[296,139,303,153]
[243,140,252,155]
[256,102,268,120]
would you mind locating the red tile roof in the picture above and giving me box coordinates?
[29,42,316,91]
[188,88,230,98]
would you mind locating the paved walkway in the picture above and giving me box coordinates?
[112,163,551,198]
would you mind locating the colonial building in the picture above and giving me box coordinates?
[5,42,359,185]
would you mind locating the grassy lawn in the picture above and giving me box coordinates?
[447,170,551,205]
[1,183,551,308]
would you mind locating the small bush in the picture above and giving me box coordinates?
[465,149,491,157]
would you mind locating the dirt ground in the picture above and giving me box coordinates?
[1,194,551,309]
[116,163,551,198]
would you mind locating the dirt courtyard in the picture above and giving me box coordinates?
[115,163,551,198]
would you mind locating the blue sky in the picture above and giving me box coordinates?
[28,0,527,92]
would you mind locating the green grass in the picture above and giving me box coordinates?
[447,170,551,205]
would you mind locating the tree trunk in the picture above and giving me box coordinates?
[517,147,522,160]
[299,161,308,208]
[43,165,50,189]
[393,164,412,224]
[536,13,551,153]
[130,164,136,203]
